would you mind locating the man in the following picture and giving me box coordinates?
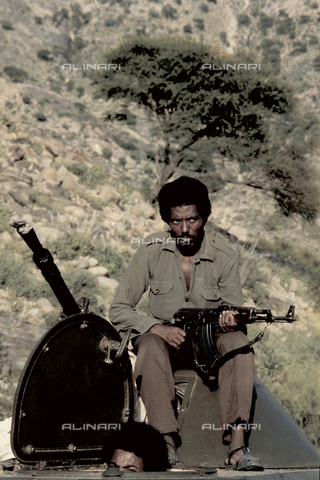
[109,176,263,471]
[103,422,169,472]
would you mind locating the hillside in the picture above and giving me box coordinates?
[0,0,319,450]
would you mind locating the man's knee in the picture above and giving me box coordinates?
[134,332,169,359]
[216,331,250,356]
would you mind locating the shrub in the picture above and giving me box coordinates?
[149,9,160,18]
[275,16,295,36]
[38,49,54,61]
[35,112,47,121]
[119,156,127,166]
[103,147,112,159]
[253,328,320,448]
[220,31,229,46]
[183,24,192,33]
[3,66,28,83]
[77,86,84,97]
[314,55,320,71]
[290,42,307,55]
[0,252,54,301]
[308,35,319,45]
[299,15,311,24]
[162,4,178,19]
[105,18,117,26]
[73,36,87,50]
[259,13,274,34]
[0,203,9,233]
[53,8,69,26]
[237,14,250,26]
[200,3,208,13]
[194,18,205,30]
[1,20,14,30]
[35,16,43,24]
[66,80,75,91]
[22,95,32,104]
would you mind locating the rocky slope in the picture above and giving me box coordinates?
[0,0,319,441]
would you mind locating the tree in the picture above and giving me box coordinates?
[96,36,320,220]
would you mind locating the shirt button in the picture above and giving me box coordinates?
[155,289,159,294]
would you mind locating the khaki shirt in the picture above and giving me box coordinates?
[109,231,244,337]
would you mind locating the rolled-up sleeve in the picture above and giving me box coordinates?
[218,256,244,306]
[109,244,160,336]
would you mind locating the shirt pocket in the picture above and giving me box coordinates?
[200,286,221,308]
[149,280,173,320]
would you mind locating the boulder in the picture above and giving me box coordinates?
[36,298,55,313]
[41,167,60,185]
[87,266,108,277]
[57,166,79,192]
[45,139,64,158]
[97,277,119,291]
[96,185,122,206]
[64,205,87,218]
[8,146,25,161]
[131,201,155,219]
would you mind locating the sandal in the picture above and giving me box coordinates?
[225,446,264,471]
[165,441,184,467]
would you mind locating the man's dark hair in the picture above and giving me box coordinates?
[102,422,169,471]
[157,176,212,224]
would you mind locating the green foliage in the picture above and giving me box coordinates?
[194,18,205,31]
[290,42,307,55]
[252,328,320,448]
[275,14,295,36]
[66,80,75,91]
[38,49,54,61]
[97,36,319,219]
[200,3,208,13]
[71,3,91,31]
[103,147,112,159]
[59,162,109,189]
[4,66,28,83]
[259,13,274,34]
[0,252,54,301]
[258,237,320,305]
[162,4,178,19]
[299,15,311,24]
[260,39,283,71]
[35,112,46,121]
[237,14,251,26]
[1,20,14,30]
[314,55,320,71]
[22,95,32,104]
[0,203,9,233]
[149,9,160,18]
[52,8,69,26]
[308,35,319,45]
[73,36,87,51]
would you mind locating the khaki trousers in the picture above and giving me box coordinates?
[133,330,255,444]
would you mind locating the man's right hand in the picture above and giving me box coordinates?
[149,324,186,350]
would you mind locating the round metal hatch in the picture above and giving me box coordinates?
[11,313,133,464]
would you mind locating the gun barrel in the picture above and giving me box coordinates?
[11,220,81,317]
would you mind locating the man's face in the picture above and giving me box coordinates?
[109,448,144,472]
[168,204,205,255]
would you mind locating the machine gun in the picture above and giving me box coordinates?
[165,305,298,379]
[10,220,133,465]
[168,304,297,331]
